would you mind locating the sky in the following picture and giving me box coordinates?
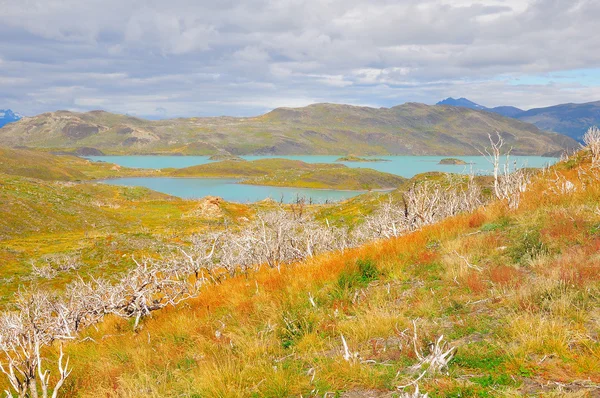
[1,0,599,119]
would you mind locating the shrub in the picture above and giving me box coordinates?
[508,230,548,264]
[481,216,511,232]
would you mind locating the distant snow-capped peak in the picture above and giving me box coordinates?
[0,109,22,127]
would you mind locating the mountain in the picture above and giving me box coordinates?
[0,104,576,156]
[488,106,524,118]
[514,101,600,142]
[436,98,524,118]
[0,109,21,128]
[437,97,600,142]
[436,97,487,110]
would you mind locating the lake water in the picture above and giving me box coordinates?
[100,177,366,204]
[90,155,557,203]
[87,155,557,178]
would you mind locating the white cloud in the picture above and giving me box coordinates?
[0,0,598,117]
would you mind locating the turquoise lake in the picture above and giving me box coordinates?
[100,177,364,204]
[90,155,557,203]
[87,155,556,177]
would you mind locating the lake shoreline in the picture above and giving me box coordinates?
[86,155,558,178]
[88,155,557,203]
[95,177,370,204]
[95,176,396,193]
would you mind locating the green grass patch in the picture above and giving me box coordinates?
[337,258,380,289]
[480,216,511,232]
[507,229,549,263]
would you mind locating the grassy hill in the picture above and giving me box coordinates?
[171,158,338,177]
[0,149,402,303]
[0,147,403,190]
[172,158,406,190]
[0,103,577,155]
[0,147,116,180]
[2,149,595,397]
[0,171,257,304]
[0,147,161,181]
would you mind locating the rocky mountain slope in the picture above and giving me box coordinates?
[0,104,576,155]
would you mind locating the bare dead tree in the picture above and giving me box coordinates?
[179,232,222,285]
[0,291,73,398]
[481,132,530,209]
[0,175,494,396]
[481,132,505,200]
[545,171,577,196]
[354,197,407,242]
[104,257,195,329]
[31,255,82,280]
[399,385,429,398]
[35,344,71,398]
[63,277,115,333]
[397,321,456,392]
[355,175,483,242]
[179,208,355,277]
[243,209,327,270]
[219,230,259,275]
[583,126,600,166]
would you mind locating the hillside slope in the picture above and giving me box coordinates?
[0,103,576,155]
[0,147,133,180]
[12,149,598,397]
[0,171,257,304]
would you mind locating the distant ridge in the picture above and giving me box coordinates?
[0,103,576,156]
[436,97,524,118]
[516,101,600,142]
[489,106,524,118]
[437,97,600,141]
[0,109,22,128]
[436,97,487,111]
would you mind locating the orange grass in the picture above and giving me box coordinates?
[3,153,600,397]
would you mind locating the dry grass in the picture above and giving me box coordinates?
[2,151,600,397]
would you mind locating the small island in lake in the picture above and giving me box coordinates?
[336,155,390,162]
[208,154,245,161]
[438,158,468,165]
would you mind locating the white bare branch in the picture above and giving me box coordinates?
[481,132,530,209]
[583,126,600,166]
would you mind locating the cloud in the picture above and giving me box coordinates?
[0,0,598,117]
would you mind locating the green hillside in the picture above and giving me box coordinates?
[172,158,406,190]
[0,147,404,190]
[0,103,577,155]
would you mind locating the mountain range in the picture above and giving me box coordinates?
[0,103,575,156]
[437,97,600,141]
[0,109,21,128]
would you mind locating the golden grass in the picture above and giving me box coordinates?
[2,152,600,397]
